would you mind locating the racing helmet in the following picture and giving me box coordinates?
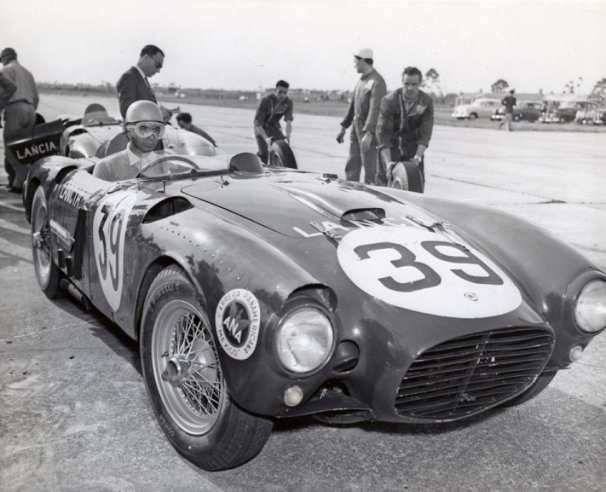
[125,100,164,125]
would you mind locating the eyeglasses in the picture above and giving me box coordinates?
[148,55,163,69]
[128,122,165,139]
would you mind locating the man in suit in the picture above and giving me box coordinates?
[117,45,171,122]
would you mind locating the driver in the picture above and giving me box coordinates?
[93,101,168,181]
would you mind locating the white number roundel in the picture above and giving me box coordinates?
[93,192,137,311]
[337,227,522,318]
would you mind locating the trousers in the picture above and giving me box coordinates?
[3,101,36,188]
[345,117,378,184]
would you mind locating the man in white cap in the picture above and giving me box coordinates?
[336,48,386,184]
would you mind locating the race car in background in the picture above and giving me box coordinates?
[22,137,606,470]
[3,103,218,188]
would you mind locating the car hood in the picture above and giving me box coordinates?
[181,173,439,238]
[180,172,525,320]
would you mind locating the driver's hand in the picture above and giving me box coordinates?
[336,128,346,144]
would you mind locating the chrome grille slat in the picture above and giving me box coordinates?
[395,327,554,420]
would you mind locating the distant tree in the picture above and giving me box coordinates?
[565,77,583,94]
[491,79,509,93]
[423,68,443,97]
[592,77,606,96]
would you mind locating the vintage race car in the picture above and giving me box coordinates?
[4,103,217,188]
[24,148,606,471]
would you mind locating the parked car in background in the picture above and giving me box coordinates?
[575,105,606,125]
[491,101,543,122]
[452,98,502,120]
[539,101,598,123]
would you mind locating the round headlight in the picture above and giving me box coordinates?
[276,308,334,373]
[574,280,606,333]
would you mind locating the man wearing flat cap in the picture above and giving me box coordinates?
[0,47,39,190]
[336,48,386,184]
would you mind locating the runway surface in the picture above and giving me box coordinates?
[1,94,605,491]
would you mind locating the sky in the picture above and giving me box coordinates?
[1,0,606,95]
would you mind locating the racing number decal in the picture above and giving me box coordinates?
[338,227,522,319]
[93,192,137,311]
[355,242,441,292]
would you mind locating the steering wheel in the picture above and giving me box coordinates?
[135,155,202,179]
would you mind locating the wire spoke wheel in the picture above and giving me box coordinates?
[152,300,225,435]
[31,187,61,297]
[141,265,273,470]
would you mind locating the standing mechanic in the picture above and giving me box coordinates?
[377,66,434,188]
[93,101,169,182]
[499,89,517,132]
[336,48,386,184]
[1,47,39,190]
[117,45,172,123]
[254,80,293,164]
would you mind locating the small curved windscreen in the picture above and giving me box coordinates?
[139,150,229,179]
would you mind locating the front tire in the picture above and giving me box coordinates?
[468,113,478,120]
[140,265,273,471]
[31,186,61,298]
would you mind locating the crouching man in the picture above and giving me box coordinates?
[376,66,434,188]
[94,101,167,182]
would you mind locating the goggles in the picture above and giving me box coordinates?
[128,122,166,139]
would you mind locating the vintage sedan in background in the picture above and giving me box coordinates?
[539,100,598,123]
[491,100,543,122]
[575,105,606,125]
[22,129,606,471]
[452,98,502,120]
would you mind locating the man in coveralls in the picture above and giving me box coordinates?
[254,80,293,164]
[1,47,39,190]
[376,66,434,188]
[336,48,386,184]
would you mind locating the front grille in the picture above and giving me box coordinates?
[395,327,554,420]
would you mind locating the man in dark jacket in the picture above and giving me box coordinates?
[499,89,517,131]
[377,66,434,188]
[336,48,386,184]
[117,45,171,122]
[254,80,293,164]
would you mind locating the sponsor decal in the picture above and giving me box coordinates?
[16,141,57,160]
[294,215,416,238]
[337,227,522,318]
[92,191,137,311]
[215,289,260,360]
[58,180,94,209]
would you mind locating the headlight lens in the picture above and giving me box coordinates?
[276,308,334,373]
[574,280,606,333]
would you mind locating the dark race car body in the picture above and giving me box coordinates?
[24,150,606,471]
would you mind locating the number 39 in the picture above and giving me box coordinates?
[354,241,503,293]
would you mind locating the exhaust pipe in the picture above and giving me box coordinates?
[60,279,92,311]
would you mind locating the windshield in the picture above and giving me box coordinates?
[139,150,229,180]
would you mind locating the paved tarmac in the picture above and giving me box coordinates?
[1,94,605,492]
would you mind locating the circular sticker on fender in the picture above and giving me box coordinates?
[337,227,522,318]
[215,289,261,360]
[92,191,137,312]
